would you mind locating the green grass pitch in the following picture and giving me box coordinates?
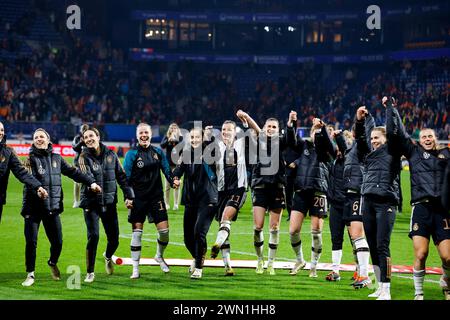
[0,161,445,300]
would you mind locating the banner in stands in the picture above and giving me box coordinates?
[131,3,448,22]
[9,144,118,157]
[130,48,450,64]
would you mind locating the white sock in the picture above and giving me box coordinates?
[351,240,360,274]
[413,268,425,296]
[254,229,264,260]
[221,240,231,267]
[354,237,370,277]
[332,250,342,274]
[311,230,322,266]
[289,232,304,263]
[215,220,231,247]
[156,228,169,258]
[268,228,279,264]
[131,229,143,270]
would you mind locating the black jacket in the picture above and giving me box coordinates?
[123,144,174,200]
[0,138,41,205]
[291,126,335,193]
[21,144,94,216]
[78,143,134,209]
[356,111,401,204]
[160,135,183,167]
[386,103,450,204]
[283,132,302,179]
[72,133,85,165]
[442,160,450,212]
[251,127,295,188]
[173,145,218,206]
[343,116,374,193]
[328,132,347,205]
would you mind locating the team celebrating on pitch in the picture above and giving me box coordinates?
[0,96,448,300]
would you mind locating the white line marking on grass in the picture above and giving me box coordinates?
[392,274,440,284]
[119,234,442,283]
[119,234,295,261]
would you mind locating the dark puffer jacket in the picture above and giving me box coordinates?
[327,132,347,205]
[173,144,218,206]
[251,127,295,188]
[292,126,335,193]
[386,103,450,204]
[78,143,134,208]
[21,144,94,216]
[343,115,374,193]
[0,137,41,205]
[355,111,401,204]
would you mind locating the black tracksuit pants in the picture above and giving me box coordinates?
[24,213,63,272]
[285,169,296,218]
[329,204,349,251]
[183,203,216,269]
[361,195,396,283]
[83,204,119,273]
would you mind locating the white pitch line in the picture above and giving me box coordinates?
[119,234,443,284]
[119,234,295,261]
[392,274,440,284]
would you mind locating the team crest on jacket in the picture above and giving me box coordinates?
[107,155,113,163]
[304,149,310,156]
[0,155,5,162]
[52,161,57,168]
[38,165,45,174]
[438,153,445,159]
[136,157,144,168]
[423,152,430,159]
[153,153,159,160]
[413,223,419,231]
[92,163,100,171]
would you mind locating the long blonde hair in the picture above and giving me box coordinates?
[166,123,180,138]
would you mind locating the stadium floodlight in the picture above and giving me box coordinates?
[288,26,295,32]
[264,26,270,32]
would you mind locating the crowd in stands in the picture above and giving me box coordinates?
[0,2,448,140]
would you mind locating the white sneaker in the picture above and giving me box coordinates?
[103,252,114,275]
[130,269,140,279]
[173,204,179,211]
[414,294,424,300]
[368,285,382,298]
[289,261,306,275]
[84,272,95,283]
[255,259,264,274]
[188,259,195,274]
[155,255,170,273]
[190,268,203,279]
[267,262,276,276]
[309,265,318,278]
[22,275,35,287]
[376,289,391,300]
